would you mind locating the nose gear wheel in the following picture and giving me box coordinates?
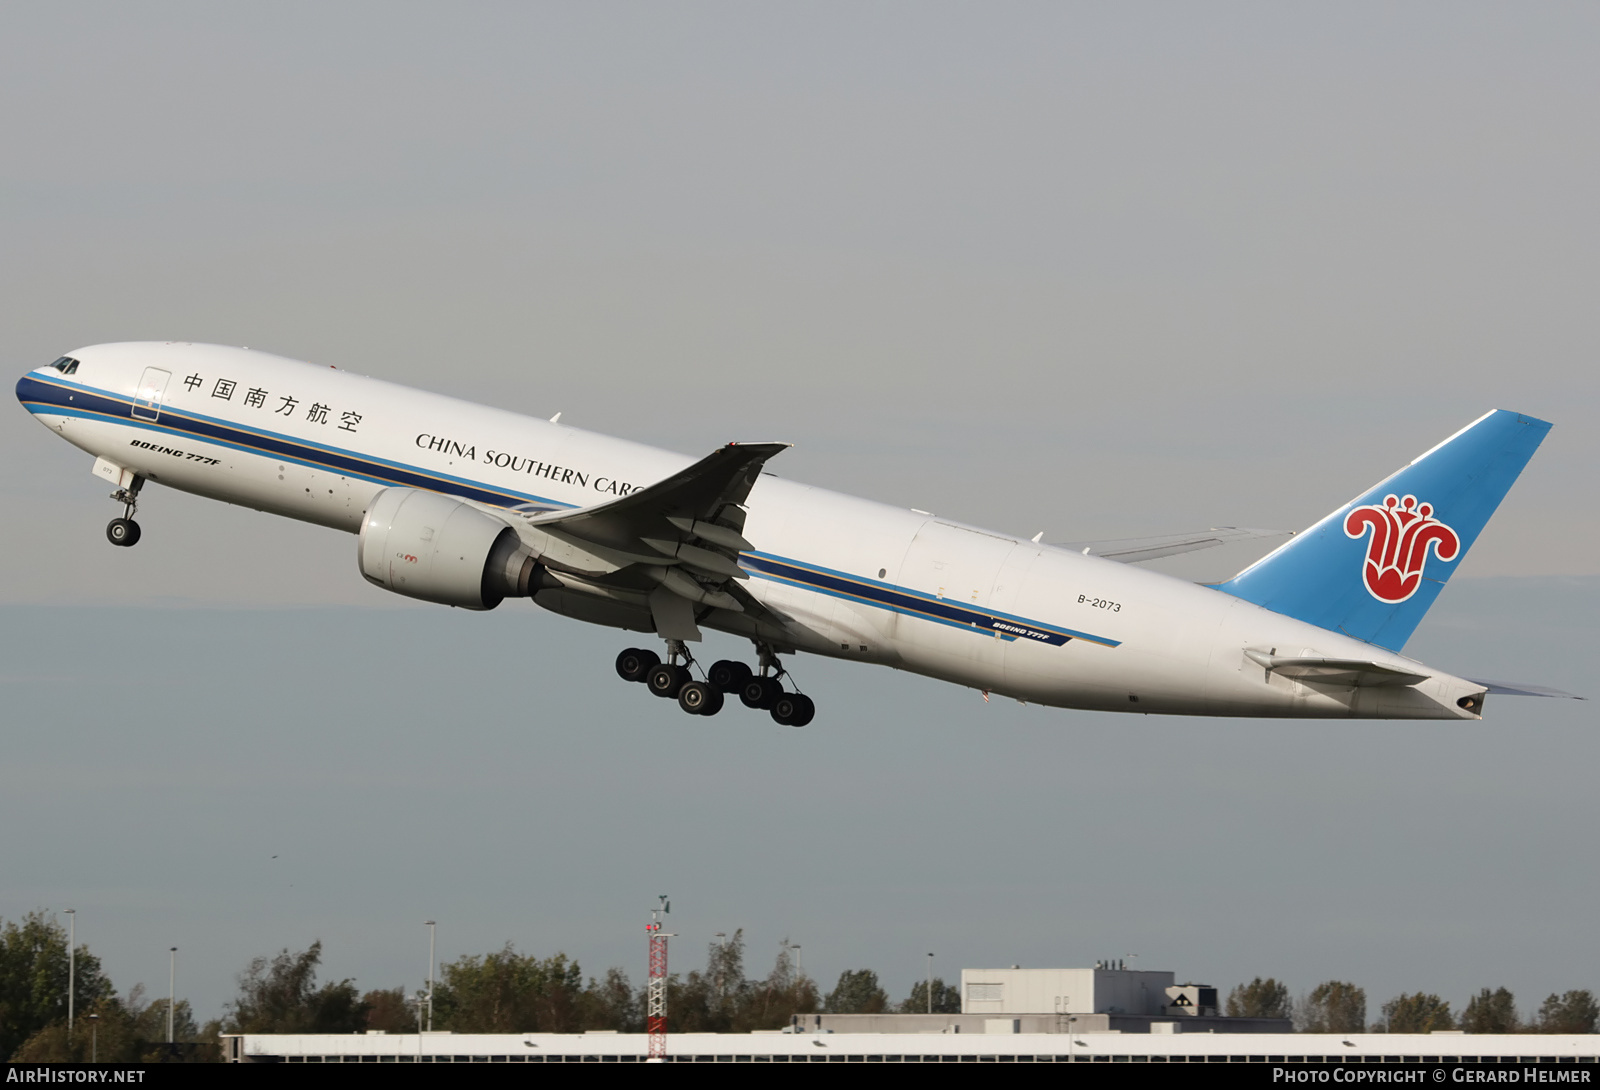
[106,518,141,547]
[105,476,145,548]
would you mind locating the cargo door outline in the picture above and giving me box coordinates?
[132,367,171,422]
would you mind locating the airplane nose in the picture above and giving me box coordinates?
[18,356,77,413]
[17,373,46,422]
[17,369,46,415]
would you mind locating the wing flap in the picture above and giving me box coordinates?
[512,441,790,638]
[523,441,788,550]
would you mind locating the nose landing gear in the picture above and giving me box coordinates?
[106,476,145,547]
[106,517,141,547]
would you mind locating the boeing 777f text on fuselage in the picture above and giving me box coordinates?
[17,343,1565,725]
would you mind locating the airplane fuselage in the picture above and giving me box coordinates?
[18,342,1490,720]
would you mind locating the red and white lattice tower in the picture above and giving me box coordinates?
[646,896,673,1060]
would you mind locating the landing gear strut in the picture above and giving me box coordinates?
[106,476,145,547]
[644,639,695,701]
[737,643,814,725]
[615,641,725,716]
[615,639,814,725]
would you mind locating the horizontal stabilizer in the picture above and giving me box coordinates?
[1243,649,1429,688]
[1468,679,1585,699]
[1056,526,1291,564]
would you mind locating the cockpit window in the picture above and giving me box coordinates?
[49,356,80,375]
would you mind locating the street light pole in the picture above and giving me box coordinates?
[782,940,802,987]
[65,909,75,1041]
[424,921,436,1032]
[927,952,935,1014]
[168,947,177,1043]
[88,1014,99,1063]
[712,933,726,999]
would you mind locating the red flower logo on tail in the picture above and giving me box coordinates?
[1344,494,1461,604]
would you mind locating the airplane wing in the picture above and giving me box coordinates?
[1053,526,1291,564]
[502,442,791,636]
[522,441,789,547]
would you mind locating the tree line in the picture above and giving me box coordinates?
[1,912,208,1062]
[1227,977,1599,1034]
[5,910,1596,1060]
[0,913,957,1058]
[235,929,959,1036]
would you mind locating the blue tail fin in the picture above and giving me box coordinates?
[1217,410,1551,650]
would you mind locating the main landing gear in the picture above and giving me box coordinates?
[106,476,145,548]
[614,640,815,726]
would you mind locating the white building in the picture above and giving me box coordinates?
[961,964,1177,1016]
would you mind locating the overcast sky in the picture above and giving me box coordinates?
[2,3,1595,1024]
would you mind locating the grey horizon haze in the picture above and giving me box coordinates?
[2,4,1595,1026]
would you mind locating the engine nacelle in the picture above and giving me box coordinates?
[358,487,542,610]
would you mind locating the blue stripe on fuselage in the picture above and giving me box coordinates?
[742,553,1120,648]
[18,372,1116,651]
[17,372,569,512]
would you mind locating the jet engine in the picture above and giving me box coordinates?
[358,487,546,609]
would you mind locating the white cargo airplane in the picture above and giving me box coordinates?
[18,343,1567,726]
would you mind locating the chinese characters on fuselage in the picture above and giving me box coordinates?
[182,372,363,433]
